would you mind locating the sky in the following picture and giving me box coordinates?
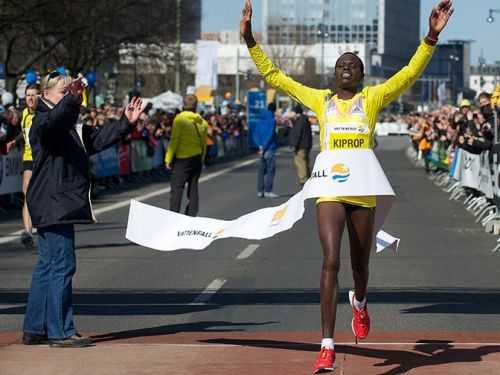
[202,0,500,65]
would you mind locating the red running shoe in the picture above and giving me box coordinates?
[349,290,370,341]
[313,347,335,374]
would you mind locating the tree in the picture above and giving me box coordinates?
[267,45,303,77]
[0,0,198,91]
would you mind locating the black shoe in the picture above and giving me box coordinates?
[49,334,94,348]
[23,333,48,345]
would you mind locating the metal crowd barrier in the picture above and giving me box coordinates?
[409,140,500,253]
[0,133,253,199]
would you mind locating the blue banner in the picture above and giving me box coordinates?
[247,91,267,148]
[90,146,119,178]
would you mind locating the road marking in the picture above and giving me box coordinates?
[46,342,500,348]
[0,156,259,246]
[0,230,24,244]
[3,341,500,348]
[335,342,500,346]
[236,244,260,260]
[0,304,24,309]
[190,278,227,305]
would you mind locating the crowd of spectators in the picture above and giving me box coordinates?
[1,97,252,165]
[0,105,21,155]
[406,92,497,172]
[0,95,257,210]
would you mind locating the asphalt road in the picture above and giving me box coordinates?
[1,137,499,339]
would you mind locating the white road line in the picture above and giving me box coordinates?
[236,244,260,260]
[0,230,24,244]
[0,156,259,246]
[72,342,500,348]
[7,342,500,349]
[190,278,226,305]
[0,303,218,309]
[0,304,24,309]
[334,342,500,346]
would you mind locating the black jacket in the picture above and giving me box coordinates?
[27,95,132,228]
[289,114,312,151]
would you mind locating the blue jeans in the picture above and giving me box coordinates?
[23,224,76,339]
[258,149,276,193]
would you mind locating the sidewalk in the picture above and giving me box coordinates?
[2,331,500,375]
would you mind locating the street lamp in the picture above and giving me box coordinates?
[448,54,460,103]
[487,9,500,23]
[175,0,181,93]
[317,23,329,87]
[133,51,138,92]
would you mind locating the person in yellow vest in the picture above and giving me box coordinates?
[165,95,208,217]
[240,0,453,372]
[19,84,40,248]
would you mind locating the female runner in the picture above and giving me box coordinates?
[240,0,454,372]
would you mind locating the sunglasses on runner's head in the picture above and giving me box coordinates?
[48,71,62,80]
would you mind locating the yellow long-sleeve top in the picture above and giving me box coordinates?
[165,111,208,165]
[249,40,435,207]
[21,107,36,162]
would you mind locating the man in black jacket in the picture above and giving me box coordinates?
[289,104,312,186]
[22,72,144,348]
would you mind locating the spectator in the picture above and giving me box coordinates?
[0,106,20,155]
[253,102,279,198]
[289,104,312,187]
[205,115,221,166]
[22,72,144,348]
[7,84,40,248]
[478,92,496,131]
[165,94,208,217]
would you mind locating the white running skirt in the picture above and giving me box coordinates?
[126,150,400,253]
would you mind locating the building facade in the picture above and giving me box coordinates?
[423,41,472,102]
[470,74,497,96]
[262,0,420,77]
[181,0,201,42]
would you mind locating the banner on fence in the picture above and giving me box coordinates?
[118,143,130,176]
[460,149,481,190]
[0,149,22,194]
[375,122,409,136]
[429,142,450,170]
[90,146,119,178]
[131,140,152,173]
[479,151,494,199]
[449,147,462,180]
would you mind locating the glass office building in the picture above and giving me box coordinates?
[264,0,379,46]
[181,0,202,43]
[262,0,420,76]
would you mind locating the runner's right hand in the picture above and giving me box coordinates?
[240,0,256,47]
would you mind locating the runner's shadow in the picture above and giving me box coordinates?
[341,341,500,375]
[92,321,276,343]
[200,338,500,374]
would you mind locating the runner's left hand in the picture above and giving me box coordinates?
[429,0,454,37]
